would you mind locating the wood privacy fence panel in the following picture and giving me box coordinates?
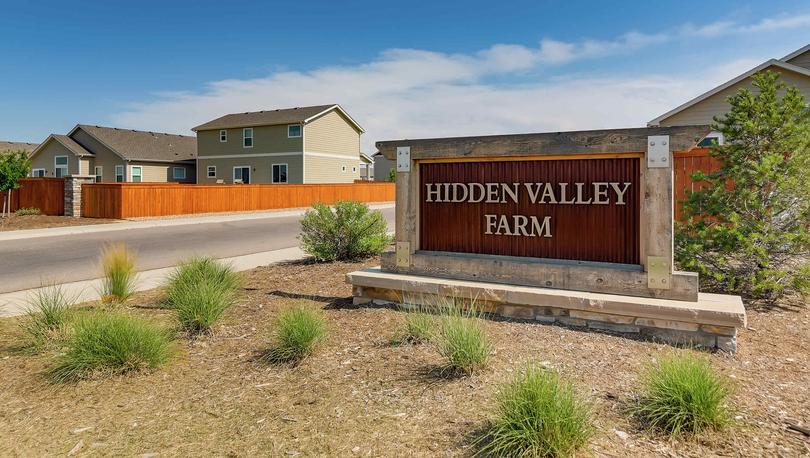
[2,178,65,215]
[82,182,396,219]
[673,148,721,221]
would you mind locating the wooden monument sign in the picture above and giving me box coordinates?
[347,126,746,351]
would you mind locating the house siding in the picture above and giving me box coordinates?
[304,154,360,183]
[128,161,196,183]
[786,50,810,70]
[72,128,127,182]
[30,140,82,177]
[373,155,395,182]
[197,155,303,184]
[659,67,810,126]
[197,125,303,157]
[304,110,360,157]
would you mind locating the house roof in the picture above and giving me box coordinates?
[648,44,810,126]
[0,140,39,155]
[72,124,197,162]
[191,104,365,133]
[377,125,712,161]
[53,134,94,157]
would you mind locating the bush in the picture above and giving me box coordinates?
[265,305,327,363]
[19,284,74,350]
[164,258,242,333]
[476,366,593,457]
[15,207,40,216]
[387,168,396,182]
[675,71,810,301]
[435,302,491,375]
[634,353,733,436]
[299,201,390,262]
[51,312,174,382]
[99,243,137,303]
[400,309,435,344]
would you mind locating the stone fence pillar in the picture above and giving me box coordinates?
[64,175,96,217]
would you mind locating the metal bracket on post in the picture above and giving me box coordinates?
[396,242,411,268]
[647,135,670,168]
[396,146,411,172]
[647,256,672,290]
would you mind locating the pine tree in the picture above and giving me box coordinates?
[676,71,810,302]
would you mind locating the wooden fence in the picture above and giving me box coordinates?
[1,178,65,216]
[673,148,721,221]
[82,182,396,219]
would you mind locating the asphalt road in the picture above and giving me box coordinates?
[0,207,395,293]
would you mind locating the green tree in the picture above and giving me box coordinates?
[0,151,32,217]
[387,168,396,182]
[675,71,810,302]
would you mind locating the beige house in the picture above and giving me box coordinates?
[649,43,810,144]
[29,125,196,182]
[192,104,364,184]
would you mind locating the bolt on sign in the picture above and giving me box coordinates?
[420,159,640,264]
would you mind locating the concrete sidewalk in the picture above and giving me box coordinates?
[0,203,394,242]
[0,246,305,318]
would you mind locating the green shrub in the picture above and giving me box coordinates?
[675,71,810,301]
[299,201,390,262]
[164,257,242,333]
[387,168,396,182]
[435,304,491,375]
[15,207,40,216]
[51,312,174,382]
[476,366,593,457]
[99,243,137,303]
[634,353,733,436]
[19,284,74,350]
[265,305,327,363]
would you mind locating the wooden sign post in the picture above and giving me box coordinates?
[347,126,745,351]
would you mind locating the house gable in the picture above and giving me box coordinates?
[650,61,810,127]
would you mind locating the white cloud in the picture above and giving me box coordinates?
[111,13,809,152]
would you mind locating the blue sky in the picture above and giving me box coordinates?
[2,0,810,150]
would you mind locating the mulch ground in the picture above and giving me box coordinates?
[0,260,808,457]
[0,215,117,231]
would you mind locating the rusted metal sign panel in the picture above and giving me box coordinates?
[419,158,640,264]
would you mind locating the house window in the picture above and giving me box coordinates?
[219,130,227,142]
[341,165,347,172]
[287,124,301,138]
[207,166,216,178]
[352,166,357,173]
[131,166,143,183]
[272,164,288,184]
[115,165,125,182]
[94,166,103,183]
[233,166,251,184]
[31,169,45,177]
[54,156,68,178]
[173,167,186,180]
[243,128,253,148]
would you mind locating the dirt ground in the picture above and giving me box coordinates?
[0,260,808,457]
[0,214,117,231]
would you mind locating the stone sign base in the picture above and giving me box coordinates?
[346,267,746,352]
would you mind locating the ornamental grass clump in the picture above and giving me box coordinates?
[265,305,327,363]
[19,284,74,351]
[299,201,390,262]
[164,257,242,333]
[51,312,174,382]
[434,300,491,375]
[99,243,137,304]
[634,353,733,436]
[475,366,593,457]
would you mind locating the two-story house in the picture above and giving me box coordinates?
[192,104,364,184]
[28,124,196,182]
